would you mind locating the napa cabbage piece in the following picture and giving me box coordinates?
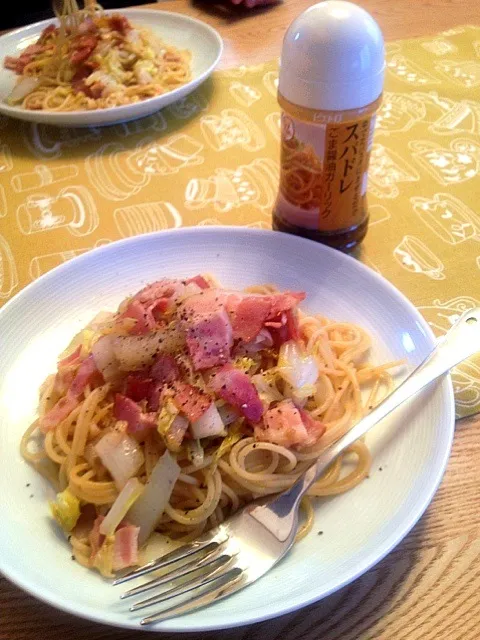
[100,478,144,537]
[212,421,244,465]
[127,450,180,546]
[49,488,80,532]
[277,341,318,393]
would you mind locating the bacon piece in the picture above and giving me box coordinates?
[210,364,263,422]
[78,17,97,35]
[70,34,98,65]
[89,515,105,561]
[124,373,153,402]
[186,307,233,370]
[109,14,131,34]
[38,24,58,43]
[183,289,305,346]
[58,345,82,368]
[114,394,156,434]
[268,291,306,319]
[254,400,325,449]
[39,394,78,432]
[171,381,212,423]
[40,355,101,432]
[269,309,300,347]
[228,296,272,342]
[186,275,210,290]
[119,299,155,335]
[112,524,139,571]
[4,56,19,71]
[69,355,100,396]
[150,353,179,384]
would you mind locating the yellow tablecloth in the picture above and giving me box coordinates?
[1,25,479,417]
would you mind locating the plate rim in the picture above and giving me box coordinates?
[0,227,455,632]
[0,8,223,124]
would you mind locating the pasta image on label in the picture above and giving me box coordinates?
[474,40,480,58]
[200,109,265,152]
[421,38,458,55]
[369,204,391,227]
[16,186,98,237]
[386,54,441,85]
[409,138,480,185]
[375,93,426,134]
[11,164,79,193]
[167,92,208,119]
[393,235,445,280]
[229,82,262,108]
[0,233,18,299]
[411,193,480,244]
[0,143,13,173]
[265,112,281,141]
[113,202,182,238]
[185,158,279,213]
[26,123,101,159]
[435,60,480,87]
[262,70,279,97]
[29,240,110,280]
[368,143,420,199]
[275,109,376,231]
[112,112,167,137]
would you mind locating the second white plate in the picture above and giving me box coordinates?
[0,9,223,127]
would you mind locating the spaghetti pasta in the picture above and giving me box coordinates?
[21,274,400,576]
[4,1,191,111]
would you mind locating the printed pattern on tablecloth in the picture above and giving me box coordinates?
[0,26,479,417]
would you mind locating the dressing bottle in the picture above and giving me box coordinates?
[272,1,385,251]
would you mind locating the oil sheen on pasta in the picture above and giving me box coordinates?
[21,274,400,576]
[4,1,191,111]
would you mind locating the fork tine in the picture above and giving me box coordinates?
[130,556,237,612]
[113,539,224,586]
[139,567,244,625]
[120,547,229,600]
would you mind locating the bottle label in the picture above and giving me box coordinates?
[277,111,376,232]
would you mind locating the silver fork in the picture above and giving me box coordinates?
[114,308,480,625]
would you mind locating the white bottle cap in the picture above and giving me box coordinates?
[279,1,385,111]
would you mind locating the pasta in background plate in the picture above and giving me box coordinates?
[21,274,401,577]
[4,1,191,111]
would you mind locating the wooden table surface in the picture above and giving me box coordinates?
[1,1,479,639]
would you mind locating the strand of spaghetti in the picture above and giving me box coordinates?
[20,421,46,464]
[68,462,117,504]
[309,442,372,496]
[65,385,110,475]
[295,497,315,542]
[165,469,222,526]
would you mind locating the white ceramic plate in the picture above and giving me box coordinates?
[0,9,223,127]
[0,227,454,632]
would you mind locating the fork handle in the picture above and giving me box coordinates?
[280,307,480,513]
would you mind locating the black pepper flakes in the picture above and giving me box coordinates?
[318,531,324,536]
